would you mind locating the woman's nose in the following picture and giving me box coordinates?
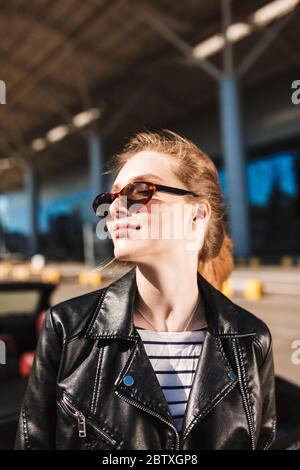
[109,195,129,220]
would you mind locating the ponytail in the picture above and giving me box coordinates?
[197,233,234,290]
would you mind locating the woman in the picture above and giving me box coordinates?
[15,130,276,450]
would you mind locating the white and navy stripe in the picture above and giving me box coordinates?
[136,325,208,432]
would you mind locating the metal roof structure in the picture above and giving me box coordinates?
[0,0,299,192]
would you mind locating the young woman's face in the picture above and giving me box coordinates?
[105,151,209,265]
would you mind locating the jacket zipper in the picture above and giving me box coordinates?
[58,393,118,447]
[232,338,256,450]
[115,390,181,450]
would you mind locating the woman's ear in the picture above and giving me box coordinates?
[193,204,206,221]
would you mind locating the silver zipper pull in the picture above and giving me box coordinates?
[76,412,86,438]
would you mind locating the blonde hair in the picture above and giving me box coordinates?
[99,129,234,290]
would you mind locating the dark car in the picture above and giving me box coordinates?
[0,281,57,449]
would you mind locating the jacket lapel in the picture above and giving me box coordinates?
[113,338,176,426]
[180,330,238,440]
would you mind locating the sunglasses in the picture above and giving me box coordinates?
[92,181,199,218]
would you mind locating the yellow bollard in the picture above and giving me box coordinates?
[243,279,263,300]
[249,256,260,268]
[12,265,31,281]
[79,270,90,286]
[41,268,61,284]
[89,271,102,287]
[281,256,293,267]
[0,262,12,279]
[79,270,102,287]
[221,278,234,298]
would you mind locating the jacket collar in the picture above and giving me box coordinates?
[84,266,256,339]
[84,266,257,442]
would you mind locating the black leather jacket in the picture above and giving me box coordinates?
[15,267,276,450]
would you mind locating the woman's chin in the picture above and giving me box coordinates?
[114,240,149,262]
[114,242,135,260]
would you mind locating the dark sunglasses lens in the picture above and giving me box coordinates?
[93,183,154,217]
[93,193,113,218]
[123,183,153,209]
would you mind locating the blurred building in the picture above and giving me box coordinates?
[0,0,299,263]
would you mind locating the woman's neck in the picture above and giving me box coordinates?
[133,265,207,332]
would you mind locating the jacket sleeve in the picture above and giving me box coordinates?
[256,335,277,450]
[15,307,62,449]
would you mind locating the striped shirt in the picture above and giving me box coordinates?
[135,325,208,432]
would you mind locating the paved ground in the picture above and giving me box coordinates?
[50,265,300,387]
[233,293,300,386]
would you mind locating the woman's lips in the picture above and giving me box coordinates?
[114,227,132,238]
[113,225,141,237]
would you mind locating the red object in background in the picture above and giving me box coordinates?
[19,351,35,377]
[18,310,46,378]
